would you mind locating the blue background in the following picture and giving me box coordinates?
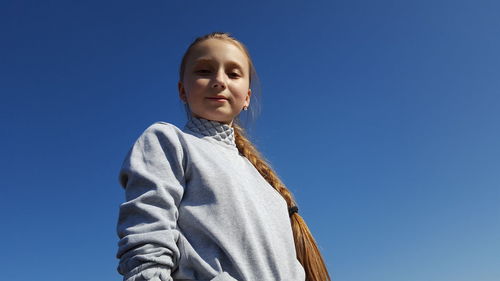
[1,1,499,280]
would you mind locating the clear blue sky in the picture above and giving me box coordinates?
[1,1,499,280]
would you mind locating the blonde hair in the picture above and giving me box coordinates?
[179,32,331,281]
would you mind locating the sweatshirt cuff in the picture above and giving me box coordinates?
[124,264,172,281]
[210,271,238,281]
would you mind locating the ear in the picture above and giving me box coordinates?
[244,88,252,107]
[178,81,187,103]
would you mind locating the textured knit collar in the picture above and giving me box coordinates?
[184,117,236,147]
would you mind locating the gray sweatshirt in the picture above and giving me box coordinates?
[116,117,306,281]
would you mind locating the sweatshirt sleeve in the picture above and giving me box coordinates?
[116,123,186,281]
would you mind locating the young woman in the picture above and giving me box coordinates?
[116,32,331,281]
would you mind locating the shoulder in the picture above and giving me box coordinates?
[119,121,187,188]
[127,121,189,156]
[137,121,185,143]
[142,121,183,136]
[126,121,189,162]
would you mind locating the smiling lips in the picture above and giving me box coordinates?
[207,96,228,102]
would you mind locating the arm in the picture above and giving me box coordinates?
[116,123,185,281]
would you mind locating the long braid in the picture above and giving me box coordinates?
[233,124,331,281]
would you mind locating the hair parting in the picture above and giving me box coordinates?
[179,31,331,281]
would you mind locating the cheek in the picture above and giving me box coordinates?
[233,83,249,99]
[185,78,208,94]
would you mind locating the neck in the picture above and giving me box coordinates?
[191,114,233,127]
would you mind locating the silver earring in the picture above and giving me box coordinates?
[243,106,248,111]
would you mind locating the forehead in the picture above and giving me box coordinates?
[186,39,249,69]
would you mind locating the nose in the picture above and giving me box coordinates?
[212,70,227,90]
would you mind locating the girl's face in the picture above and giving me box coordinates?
[178,39,251,125]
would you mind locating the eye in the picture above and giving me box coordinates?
[195,69,211,75]
[228,72,241,78]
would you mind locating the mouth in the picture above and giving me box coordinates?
[206,96,229,102]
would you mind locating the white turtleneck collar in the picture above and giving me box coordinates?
[184,117,236,147]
